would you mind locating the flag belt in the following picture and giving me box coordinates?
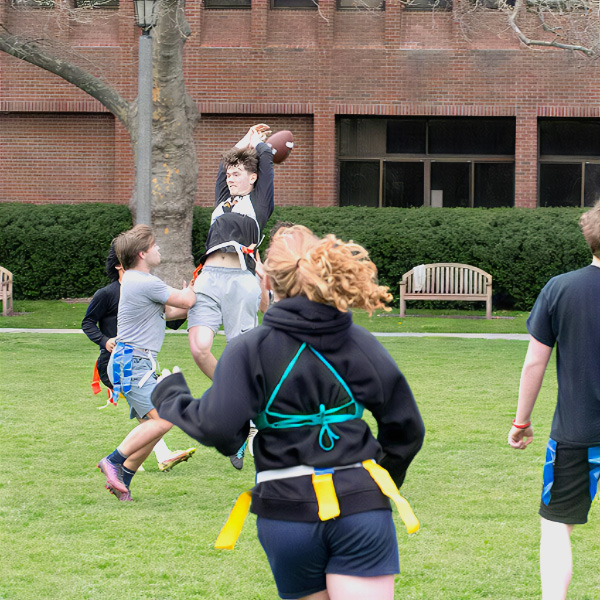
[214,459,419,550]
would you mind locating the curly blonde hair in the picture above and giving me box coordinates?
[263,225,392,315]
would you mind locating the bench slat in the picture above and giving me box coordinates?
[399,263,492,319]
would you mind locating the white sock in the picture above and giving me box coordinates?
[153,438,171,463]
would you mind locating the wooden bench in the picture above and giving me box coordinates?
[399,263,493,319]
[1,267,14,317]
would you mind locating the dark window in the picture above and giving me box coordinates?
[272,0,317,8]
[431,162,470,207]
[384,162,424,207]
[11,0,54,7]
[74,0,118,7]
[339,161,380,207]
[339,118,387,157]
[338,116,515,207]
[474,163,514,208]
[403,0,451,9]
[337,0,384,8]
[539,119,600,157]
[429,118,515,155]
[539,163,582,207]
[205,0,250,7]
[386,119,427,154]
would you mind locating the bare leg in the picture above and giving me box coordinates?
[299,591,330,600]
[325,574,395,600]
[118,408,173,471]
[540,518,574,600]
[188,325,217,380]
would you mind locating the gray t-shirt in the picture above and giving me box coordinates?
[116,270,173,354]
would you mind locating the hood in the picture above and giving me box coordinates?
[262,296,352,352]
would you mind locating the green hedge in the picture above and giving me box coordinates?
[0,204,132,300]
[0,203,591,310]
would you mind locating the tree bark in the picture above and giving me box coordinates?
[0,0,200,287]
[136,0,200,286]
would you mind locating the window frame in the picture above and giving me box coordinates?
[338,116,515,208]
[204,0,251,9]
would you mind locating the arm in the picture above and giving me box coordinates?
[357,335,425,488]
[164,282,196,312]
[508,336,553,449]
[153,336,263,455]
[215,161,229,207]
[253,142,275,228]
[81,291,110,350]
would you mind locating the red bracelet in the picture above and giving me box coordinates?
[512,419,531,429]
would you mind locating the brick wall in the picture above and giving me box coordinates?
[0,113,119,204]
[2,1,600,208]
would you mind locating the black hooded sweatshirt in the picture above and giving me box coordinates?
[153,296,425,522]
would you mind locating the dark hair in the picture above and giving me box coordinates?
[222,147,259,175]
[105,244,121,282]
[112,224,155,271]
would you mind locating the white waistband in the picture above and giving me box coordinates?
[255,461,366,485]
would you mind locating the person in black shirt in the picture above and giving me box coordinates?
[153,225,424,599]
[509,202,600,600]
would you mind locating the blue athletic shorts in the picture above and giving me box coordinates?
[256,509,399,599]
[539,439,600,525]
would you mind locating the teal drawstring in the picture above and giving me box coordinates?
[317,404,341,451]
[254,344,363,452]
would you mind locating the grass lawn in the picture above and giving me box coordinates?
[0,300,529,334]
[1,332,599,599]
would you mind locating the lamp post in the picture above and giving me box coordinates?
[132,0,159,226]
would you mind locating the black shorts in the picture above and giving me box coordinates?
[539,439,600,525]
[257,509,399,600]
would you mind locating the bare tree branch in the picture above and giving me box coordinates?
[508,0,594,54]
[0,26,132,126]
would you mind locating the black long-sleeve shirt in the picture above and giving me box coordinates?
[82,280,120,354]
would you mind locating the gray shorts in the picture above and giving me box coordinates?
[188,266,261,341]
[108,353,157,420]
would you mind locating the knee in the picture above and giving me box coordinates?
[189,328,214,360]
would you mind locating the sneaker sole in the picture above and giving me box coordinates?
[105,484,132,502]
[158,448,197,472]
[97,459,128,493]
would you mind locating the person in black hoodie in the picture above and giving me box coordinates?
[152,225,425,600]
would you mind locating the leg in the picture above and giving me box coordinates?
[540,518,574,600]
[326,574,395,600]
[299,592,330,600]
[119,408,173,471]
[188,325,217,380]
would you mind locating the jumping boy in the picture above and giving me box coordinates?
[187,123,274,469]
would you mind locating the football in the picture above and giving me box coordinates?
[266,130,294,164]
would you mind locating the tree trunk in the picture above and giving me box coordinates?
[130,0,200,286]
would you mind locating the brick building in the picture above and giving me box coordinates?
[2,0,600,209]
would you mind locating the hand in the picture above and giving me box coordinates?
[508,424,533,449]
[236,124,271,149]
[105,337,117,353]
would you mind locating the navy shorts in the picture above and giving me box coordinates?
[539,439,600,525]
[256,509,399,600]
